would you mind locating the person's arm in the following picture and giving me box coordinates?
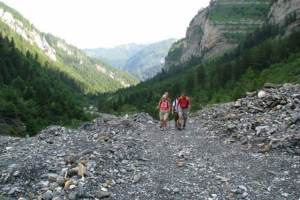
[157,100,161,110]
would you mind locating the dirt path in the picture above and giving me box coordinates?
[114,118,300,200]
[0,113,299,200]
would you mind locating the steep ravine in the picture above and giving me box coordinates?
[0,84,299,199]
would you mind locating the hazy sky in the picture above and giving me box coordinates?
[1,0,210,48]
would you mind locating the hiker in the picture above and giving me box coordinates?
[157,93,171,131]
[172,96,180,129]
[178,93,191,130]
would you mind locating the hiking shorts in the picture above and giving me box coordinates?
[159,111,169,121]
[179,108,188,119]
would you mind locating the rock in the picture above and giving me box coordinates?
[56,176,65,187]
[176,159,185,167]
[281,192,289,197]
[64,154,77,165]
[216,175,230,182]
[42,190,53,200]
[69,185,76,190]
[291,113,300,124]
[13,170,20,177]
[96,191,112,199]
[234,100,242,107]
[8,187,19,195]
[238,185,247,192]
[48,173,58,182]
[258,90,267,98]
[242,192,249,198]
[5,147,13,150]
[173,188,180,193]
[255,126,270,136]
[133,174,141,183]
[68,191,77,200]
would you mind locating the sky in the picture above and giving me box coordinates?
[1,0,210,48]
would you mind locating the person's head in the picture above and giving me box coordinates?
[162,94,167,100]
[181,92,186,97]
[164,91,169,97]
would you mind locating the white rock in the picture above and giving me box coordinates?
[258,90,267,98]
[5,147,13,150]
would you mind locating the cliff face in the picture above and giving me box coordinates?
[181,8,235,63]
[165,0,271,68]
[268,0,300,33]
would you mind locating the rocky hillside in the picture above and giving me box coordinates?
[1,84,300,199]
[165,0,272,68]
[0,2,138,93]
[268,0,300,33]
[85,39,176,81]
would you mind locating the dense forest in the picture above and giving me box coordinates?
[0,33,90,136]
[97,24,300,117]
[0,1,138,94]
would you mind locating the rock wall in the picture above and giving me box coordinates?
[165,0,271,68]
[268,0,300,33]
[0,8,57,61]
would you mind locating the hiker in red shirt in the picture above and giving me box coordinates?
[157,93,171,131]
[178,93,191,130]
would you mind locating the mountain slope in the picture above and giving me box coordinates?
[0,33,88,137]
[84,43,145,69]
[165,0,272,68]
[97,0,300,116]
[0,1,138,94]
[123,39,176,80]
[85,39,176,80]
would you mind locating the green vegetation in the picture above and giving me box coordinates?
[209,1,271,22]
[0,2,138,94]
[165,39,184,63]
[0,33,90,136]
[45,34,138,93]
[0,1,138,137]
[97,24,300,118]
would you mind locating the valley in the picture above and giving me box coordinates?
[85,39,176,81]
[0,0,300,199]
[0,84,299,199]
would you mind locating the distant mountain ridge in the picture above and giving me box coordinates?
[84,43,146,69]
[85,39,176,80]
[0,1,138,94]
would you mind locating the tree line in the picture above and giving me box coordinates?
[97,24,300,117]
[0,33,90,136]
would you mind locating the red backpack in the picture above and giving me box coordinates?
[179,96,189,108]
[160,100,170,110]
